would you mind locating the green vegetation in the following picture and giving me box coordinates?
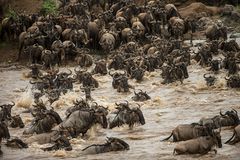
[41,0,58,15]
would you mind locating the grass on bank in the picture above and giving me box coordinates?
[41,0,58,15]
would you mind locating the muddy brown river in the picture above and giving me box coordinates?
[1,39,240,160]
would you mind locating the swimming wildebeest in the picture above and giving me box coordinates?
[161,123,212,142]
[173,130,222,155]
[82,137,129,154]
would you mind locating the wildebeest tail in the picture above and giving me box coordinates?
[161,132,173,141]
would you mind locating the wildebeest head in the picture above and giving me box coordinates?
[94,110,108,129]
[82,72,99,88]
[132,90,151,102]
[6,138,28,148]
[119,77,130,92]
[225,75,240,88]
[42,135,72,151]
[220,109,239,125]
[9,115,25,128]
[46,89,61,104]
[75,53,93,68]
[108,55,125,70]
[209,58,222,73]
[132,105,145,125]
[109,70,127,89]
[93,60,107,75]
[29,64,42,79]
[74,67,87,83]
[110,102,145,129]
[107,137,129,151]
[82,136,129,153]
[115,100,130,111]
[0,102,15,121]
[57,69,72,80]
[212,130,222,148]
[91,102,109,116]
[0,121,10,139]
[203,74,216,86]
[130,66,145,82]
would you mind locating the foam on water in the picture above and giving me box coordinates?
[52,150,68,157]
[16,87,33,109]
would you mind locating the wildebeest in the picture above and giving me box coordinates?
[131,90,151,102]
[173,130,222,155]
[0,102,15,121]
[225,75,240,88]
[0,122,10,154]
[225,125,240,145]
[109,70,132,92]
[162,123,211,142]
[55,107,108,137]
[200,109,239,129]
[203,74,216,86]
[109,101,145,129]
[41,136,72,151]
[23,109,62,135]
[6,138,28,149]
[9,115,25,128]
[92,60,108,75]
[82,137,129,154]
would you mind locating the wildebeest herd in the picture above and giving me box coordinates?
[0,0,240,157]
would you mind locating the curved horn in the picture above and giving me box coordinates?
[232,109,238,115]
[74,67,80,73]
[38,73,44,79]
[108,70,115,77]
[66,69,72,75]
[29,80,36,84]
[121,70,127,76]
[10,101,15,107]
[220,110,225,116]
[124,100,129,106]
[136,103,141,108]
[203,73,210,78]
[134,90,137,95]
[218,57,223,61]
[82,2,88,7]
[131,66,137,72]
[225,76,230,80]
[92,102,98,107]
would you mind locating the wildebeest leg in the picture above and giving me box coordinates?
[212,149,217,154]
[228,137,239,145]
[17,43,24,61]
[225,132,236,144]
